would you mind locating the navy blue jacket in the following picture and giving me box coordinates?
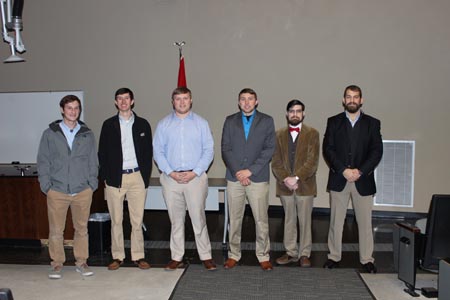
[323,112,383,196]
[98,112,152,188]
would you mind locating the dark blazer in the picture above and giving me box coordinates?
[221,110,275,183]
[323,112,383,196]
[272,124,320,197]
[98,112,153,188]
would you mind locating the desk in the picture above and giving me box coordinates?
[145,177,229,247]
[0,164,107,240]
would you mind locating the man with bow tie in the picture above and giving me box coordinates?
[271,99,320,267]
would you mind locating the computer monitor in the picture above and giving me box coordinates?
[396,222,421,297]
[421,194,450,271]
[439,259,450,300]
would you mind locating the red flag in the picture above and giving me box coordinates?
[177,56,187,87]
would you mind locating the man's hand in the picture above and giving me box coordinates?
[240,177,251,186]
[170,171,196,184]
[283,176,298,191]
[343,168,361,182]
[236,169,252,186]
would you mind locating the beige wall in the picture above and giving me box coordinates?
[1,0,450,213]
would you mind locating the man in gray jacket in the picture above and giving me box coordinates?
[37,95,98,279]
[221,88,276,271]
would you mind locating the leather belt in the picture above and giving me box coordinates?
[122,167,140,174]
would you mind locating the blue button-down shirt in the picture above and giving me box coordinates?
[59,121,81,150]
[345,110,362,127]
[153,111,214,176]
[241,111,255,140]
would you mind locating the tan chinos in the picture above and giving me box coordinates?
[327,181,374,264]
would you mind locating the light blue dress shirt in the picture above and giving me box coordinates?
[59,121,80,150]
[153,111,214,176]
[345,110,362,127]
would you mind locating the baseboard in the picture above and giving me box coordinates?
[216,203,427,220]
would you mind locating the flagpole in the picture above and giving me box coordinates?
[174,41,185,58]
[174,41,187,87]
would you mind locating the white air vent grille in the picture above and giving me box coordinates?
[374,140,415,207]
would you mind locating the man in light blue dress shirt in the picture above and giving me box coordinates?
[153,87,217,271]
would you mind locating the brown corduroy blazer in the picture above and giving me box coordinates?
[271,124,320,197]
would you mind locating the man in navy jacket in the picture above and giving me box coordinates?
[322,85,383,273]
[98,87,152,270]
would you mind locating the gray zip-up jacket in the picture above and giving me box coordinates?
[37,120,98,195]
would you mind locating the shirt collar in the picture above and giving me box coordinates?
[59,120,80,132]
[289,123,302,130]
[241,110,255,120]
[345,110,362,124]
[119,112,134,123]
[171,110,193,120]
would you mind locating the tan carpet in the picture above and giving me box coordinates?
[0,264,183,300]
[1,264,439,300]
[360,273,438,300]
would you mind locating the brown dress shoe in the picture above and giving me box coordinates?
[108,259,123,271]
[134,259,151,269]
[203,259,217,271]
[165,260,184,271]
[299,256,311,268]
[276,253,299,265]
[260,261,273,271]
[223,258,238,269]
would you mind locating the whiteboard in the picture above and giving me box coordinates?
[0,91,84,164]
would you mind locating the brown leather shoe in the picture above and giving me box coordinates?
[276,253,299,265]
[134,258,151,269]
[203,259,217,271]
[299,256,311,268]
[260,261,273,271]
[165,260,184,271]
[107,259,123,271]
[223,258,238,269]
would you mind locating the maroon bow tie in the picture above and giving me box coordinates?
[289,127,300,132]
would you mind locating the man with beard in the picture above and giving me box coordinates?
[271,99,319,267]
[322,85,383,273]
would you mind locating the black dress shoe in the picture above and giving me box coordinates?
[323,259,339,269]
[362,262,377,274]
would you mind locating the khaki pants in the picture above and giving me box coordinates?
[327,182,375,264]
[160,173,212,261]
[280,194,314,258]
[105,172,147,261]
[227,180,270,262]
[47,187,93,267]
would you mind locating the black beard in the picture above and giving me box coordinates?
[345,103,362,113]
[288,118,302,126]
